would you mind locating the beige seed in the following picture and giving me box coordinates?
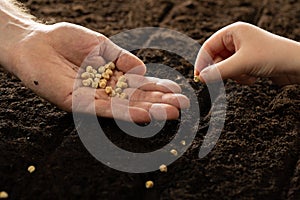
[120,93,128,99]
[118,75,126,82]
[99,81,107,89]
[28,165,35,173]
[86,66,93,73]
[116,81,128,89]
[115,88,122,94]
[170,149,178,156]
[105,86,113,94]
[110,90,116,97]
[145,181,154,189]
[159,164,167,172]
[108,62,116,70]
[92,69,98,74]
[0,191,8,199]
[91,81,99,88]
[94,78,100,83]
[180,140,186,146]
[194,75,200,83]
[98,66,106,73]
[102,72,110,80]
[81,72,90,79]
[105,69,113,76]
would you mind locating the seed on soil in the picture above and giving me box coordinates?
[0,191,8,199]
[27,165,35,173]
[145,181,154,189]
[180,140,186,146]
[170,149,178,156]
[159,164,167,172]
[194,75,200,82]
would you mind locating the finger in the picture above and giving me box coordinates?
[126,74,182,93]
[199,51,246,83]
[112,98,180,120]
[124,88,190,108]
[232,74,257,85]
[98,37,146,75]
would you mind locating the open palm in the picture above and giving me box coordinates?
[12,22,189,122]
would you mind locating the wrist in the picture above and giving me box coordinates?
[0,5,40,73]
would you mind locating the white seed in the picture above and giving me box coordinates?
[91,81,98,88]
[0,191,8,199]
[159,164,167,172]
[116,81,128,89]
[118,75,126,82]
[82,78,92,87]
[92,69,98,74]
[170,149,178,156]
[105,86,113,94]
[81,72,90,79]
[145,181,154,189]
[98,66,105,73]
[94,78,100,83]
[108,62,116,70]
[194,75,200,83]
[102,72,110,80]
[120,93,128,99]
[95,74,102,79]
[86,66,93,73]
[28,165,35,173]
[180,140,186,146]
[115,88,122,94]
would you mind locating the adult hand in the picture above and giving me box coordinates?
[3,22,189,122]
[195,22,300,85]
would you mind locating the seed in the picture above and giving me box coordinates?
[95,74,102,79]
[86,66,93,73]
[118,75,126,82]
[81,72,90,79]
[115,88,122,94]
[159,164,167,172]
[82,78,93,87]
[105,86,113,94]
[0,191,8,199]
[108,62,116,70]
[116,81,128,89]
[94,78,100,83]
[91,81,99,88]
[92,69,98,74]
[98,66,105,73]
[99,81,107,89]
[120,93,128,99]
[180,140,186,146]
[102,72,110,80]
[89,73,95,78]
[194,75,200,82]
[145,181,154,189]
[105,69,113,76]
[170,149,178,156]
[110,90,116,97]
[28,165,35,173]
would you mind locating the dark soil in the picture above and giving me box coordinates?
[1,0,300,199]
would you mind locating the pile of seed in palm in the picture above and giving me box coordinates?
[80,62,128,99]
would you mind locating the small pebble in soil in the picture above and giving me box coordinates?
[170,149,178,156]
[194,75,200,82]
[0,191,8,199]
[180,140,186,146]
[159,164,167,172]
[145,180,154,189]
[27,165,36,173]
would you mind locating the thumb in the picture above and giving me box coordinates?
[199,52,246,83]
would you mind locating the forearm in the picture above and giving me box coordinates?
[0,0,38,72]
